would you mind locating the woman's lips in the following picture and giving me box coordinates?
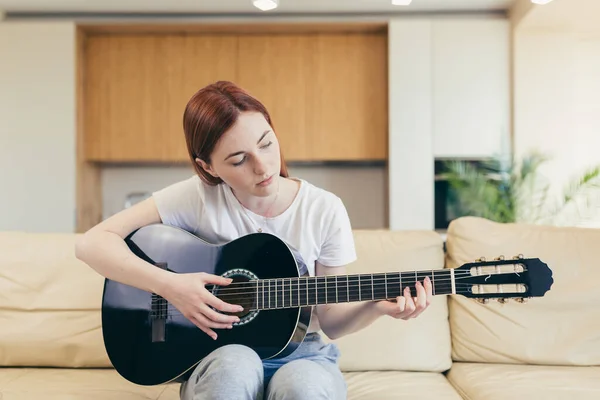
[257,175,274,186]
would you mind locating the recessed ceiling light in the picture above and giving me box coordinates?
[392,0,413,5]
[531,0,553,4]
[253,0,279,11]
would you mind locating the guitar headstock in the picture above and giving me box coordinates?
[454,254,553,304]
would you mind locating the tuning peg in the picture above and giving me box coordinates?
[512,254,524,260]
[514,297,528,303]
[495,255,505,261]
[476,257,486,262]
[497,298,508,304]
[476,298,489,304]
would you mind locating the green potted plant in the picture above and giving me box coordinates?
[441,150,600,227]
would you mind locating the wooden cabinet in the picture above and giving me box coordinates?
[83,28,387,162]
[84,34,238,162]
[236,35,313,161]
[306,33,388,160]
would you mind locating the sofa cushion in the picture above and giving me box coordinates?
[446,362,600,399]
[0,368,462,400]
[324,230,452,373]
[345,371,462,400]
[445,217,600,366]
[0,232,111,368]
[0,368,177,400]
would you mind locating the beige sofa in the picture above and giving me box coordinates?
[1,216,599,399]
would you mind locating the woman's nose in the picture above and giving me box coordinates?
[253,156,268,175]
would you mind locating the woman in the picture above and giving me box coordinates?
[75,81,433,400]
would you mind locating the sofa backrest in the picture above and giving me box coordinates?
[0,228,452,372]
[0,231,111,367]
[324,230,452,373]
[445,216,600,366]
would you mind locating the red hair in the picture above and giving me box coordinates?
[183,81,289,185]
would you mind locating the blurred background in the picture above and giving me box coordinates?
[1,0,598,234]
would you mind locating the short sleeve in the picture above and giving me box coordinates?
[318,197,357,267]
[152,175,203,234]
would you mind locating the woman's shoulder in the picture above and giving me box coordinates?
[153,174,225,199]
[295,178,345,208]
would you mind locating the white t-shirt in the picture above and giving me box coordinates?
[152,174,357,333]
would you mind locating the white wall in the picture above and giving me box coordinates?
[0,21,76,232]
[514,27,600,226]
[388,19,434,231]
[388,15,510,231]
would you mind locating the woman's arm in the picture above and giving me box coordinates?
[75,196,242,339]
[314,262,433,340]
[75,197,171,295]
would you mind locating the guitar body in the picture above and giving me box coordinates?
[101,224,311,386]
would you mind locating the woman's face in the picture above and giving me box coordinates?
[197,111,281,198]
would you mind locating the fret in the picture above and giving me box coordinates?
[361,273,373,301]
[275,279,278,309]
[263,280,265,310]
[372,273,387,300]
[346,275,349,302]
[432,269,436,296]
[384,272,388,300]
[337,275,348,303]
[358,275,361,301]
[371,273,374,300]
[299,277,308,306]
[335,275,338,303]
[268,279,271,309]
[399,272,403,297]
[384,272,401,298]
[282,279,287,308]
[306,277,310,306]
[289,278,293,308]
[348,275,360,302]
[325,276,336,304]
[325,277,328,304]
[316,277,326,304]
[307,277,316,306]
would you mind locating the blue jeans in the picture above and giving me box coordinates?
[180,332,347,400]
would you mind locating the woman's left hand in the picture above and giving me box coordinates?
[375,276,433,320]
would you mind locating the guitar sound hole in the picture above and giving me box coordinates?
[214,275,257,318]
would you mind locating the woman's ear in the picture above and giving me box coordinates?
[195,157,219,178]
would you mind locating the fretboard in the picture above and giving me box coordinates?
[225,270,455,311]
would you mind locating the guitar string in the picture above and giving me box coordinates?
[202,270,524,294]
[149,271,527,304]
[164,268,521,288]
[149,286,508,318]
[150,283,507,315]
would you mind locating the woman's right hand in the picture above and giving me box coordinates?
[161,272,244,340]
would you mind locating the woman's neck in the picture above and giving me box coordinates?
[234,177,300,217]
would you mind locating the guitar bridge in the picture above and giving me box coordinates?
[151,262,167,343]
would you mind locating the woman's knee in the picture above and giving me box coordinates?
[267,360,344,400]
[182,345,264,399]
[203,344,263,375]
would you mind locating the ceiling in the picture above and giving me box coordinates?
[521,0,600,31]
[0,0,516,15]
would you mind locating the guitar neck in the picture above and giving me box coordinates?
[238,270,456,311]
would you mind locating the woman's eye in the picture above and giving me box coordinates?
[261,141,272,149]
[232,157,246,167]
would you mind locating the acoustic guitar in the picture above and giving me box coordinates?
[101,223,554,386]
